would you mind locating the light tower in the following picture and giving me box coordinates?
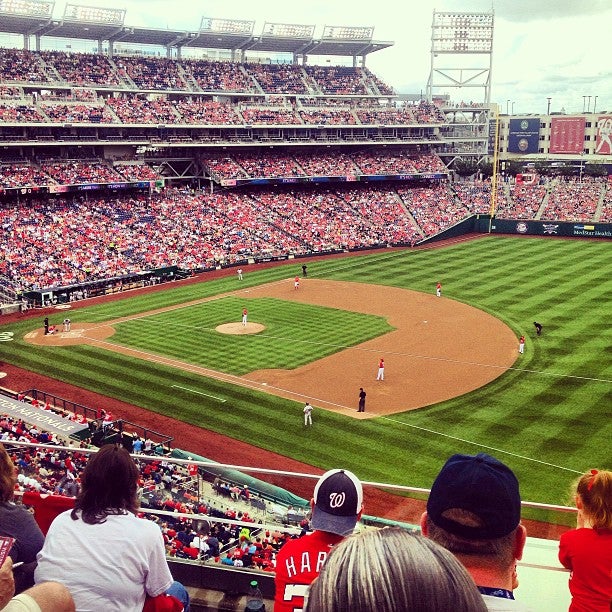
[426,10,494,103]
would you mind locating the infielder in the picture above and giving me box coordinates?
[376,358,385,381]
[242,308,248,326]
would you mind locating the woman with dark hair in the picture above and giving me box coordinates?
[0,443,45,594]
[305,527,488,612]
[35,445,188,611]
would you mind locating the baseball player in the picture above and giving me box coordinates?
[242,308,248,326]
[376,358,385,381]
[63,318,71,332]
[237,268,243,280]
[436,281,442,297]
[303,402,313,426]
[294,276,300,290]
[518,335,525,354]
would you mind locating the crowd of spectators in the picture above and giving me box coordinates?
[0,163,50,188]
[304,66,368,95]
[0,48,397,102]
[1,399,300,575]
[298,106,357,125]
[38,50,122,88]
[540,178,604,222]
[38,102,117,124]
[40,160,123,185]
[0,103,45,123]
[497,183,547,219]
[396,184,470,236]
[599,183,612,222]
[243,63,310,95]
[115,55,189,90]
[106,95,180,124]
[180,59,255,93]
[174,99,242,125]
[0,166,606,292]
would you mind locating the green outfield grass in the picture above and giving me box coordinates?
[1,235,610,520]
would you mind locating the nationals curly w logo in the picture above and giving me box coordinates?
[329,492,345,508]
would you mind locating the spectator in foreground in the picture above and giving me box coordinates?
[304,527,488,612]
[35,445,189,611]
[420,453,531,611]
[0,443,45,594]
[0,557,74,611]
[274,469,363,612]
[558,469,612,612]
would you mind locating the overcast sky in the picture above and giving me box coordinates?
[4,0,611,115]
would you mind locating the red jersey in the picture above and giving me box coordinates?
[378,359,384,369]
[274,530,344,612]
[243,309,248,316]
[558,527,612,612]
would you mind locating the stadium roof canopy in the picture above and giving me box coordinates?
[0,3,393,58]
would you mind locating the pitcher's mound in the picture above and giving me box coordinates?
[216,322,265,335]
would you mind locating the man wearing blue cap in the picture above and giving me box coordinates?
[421,453,530,611]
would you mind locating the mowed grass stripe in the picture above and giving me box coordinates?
[1,236,610,515]
[110,297,393,375]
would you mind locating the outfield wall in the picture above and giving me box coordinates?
[478,217,612,239]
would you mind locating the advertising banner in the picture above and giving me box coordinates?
[549,117,586,154]
[508,118,540,153]
[594,116,612,155]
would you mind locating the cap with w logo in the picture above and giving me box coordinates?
[311,469,363,536]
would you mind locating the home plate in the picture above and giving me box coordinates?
[261,382,268,386]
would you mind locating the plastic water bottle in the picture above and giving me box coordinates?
[245,579,265,611]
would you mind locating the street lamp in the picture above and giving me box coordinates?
[506,99,510,115]
[511,101,515,115]
[547,97,551,115]
[593,96,598,114]
[587,95,592,112]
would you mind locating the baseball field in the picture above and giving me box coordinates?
[1,235,610,525]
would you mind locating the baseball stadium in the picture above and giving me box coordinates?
[0,4,610,611]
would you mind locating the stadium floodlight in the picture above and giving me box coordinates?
[0,0,53,17]
[199,17,254,35]
[261,22,315,38]
[426,10,494,103]
[431,11,493,53]
[63,3,125,25]
[322,25,374,40]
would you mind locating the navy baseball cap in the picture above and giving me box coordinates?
[311,469,363,536]
[427,453,521,539]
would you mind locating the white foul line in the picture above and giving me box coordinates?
[380,416,583,474]
[170,384,226,403]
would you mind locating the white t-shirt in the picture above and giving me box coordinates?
[35,510,173,612]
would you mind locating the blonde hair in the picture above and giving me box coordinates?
[574,469,612,530]
[0,443,17,502]
[305,528,487,612]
